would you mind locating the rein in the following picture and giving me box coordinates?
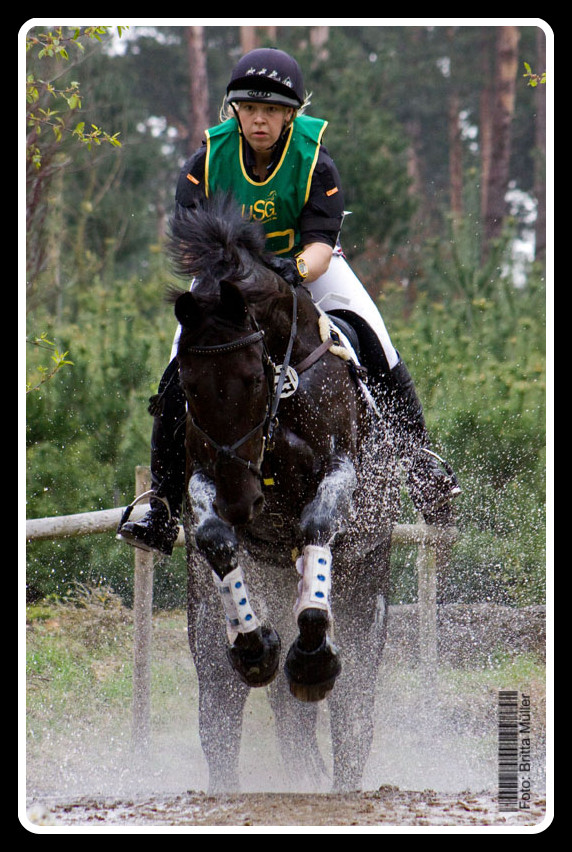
[270,286,297,422]
[184,286,301,477]
[184,285,334,480]
[185,327,270,476]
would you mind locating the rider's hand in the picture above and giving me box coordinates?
[263,255,305,287]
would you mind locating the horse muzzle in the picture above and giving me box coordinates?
[213,485,265,527]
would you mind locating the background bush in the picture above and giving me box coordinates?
[25,25,547,609]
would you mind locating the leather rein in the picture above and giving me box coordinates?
[184,285,333,478]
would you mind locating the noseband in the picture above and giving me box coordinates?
[183,287,298,478]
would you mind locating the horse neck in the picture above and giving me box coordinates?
[254,284,320,361]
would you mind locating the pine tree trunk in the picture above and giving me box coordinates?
[479,33,493,230]
[241,26,257,53]
[185,26,209,155]
[240,26,278,53]
[534,28,547,261]
[483,26,520,252]
[449,90,463,225]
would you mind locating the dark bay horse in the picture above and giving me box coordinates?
[169,195,401,792]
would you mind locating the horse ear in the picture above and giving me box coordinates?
[174,291,202,329]
[218,280,248,324]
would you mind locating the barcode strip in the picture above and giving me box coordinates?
[498,689,519,811]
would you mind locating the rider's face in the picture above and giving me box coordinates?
[236,102,293,153]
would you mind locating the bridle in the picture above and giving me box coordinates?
[183,286,299,479]
[185,326,271,477]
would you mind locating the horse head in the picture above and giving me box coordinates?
[175,281,272,527]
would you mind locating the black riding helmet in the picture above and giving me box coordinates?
[226,48,304,109]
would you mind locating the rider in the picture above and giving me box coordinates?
[118,47,460,557]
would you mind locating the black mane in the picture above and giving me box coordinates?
[168,193,267,292]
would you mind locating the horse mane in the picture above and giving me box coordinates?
[168,193,268,295]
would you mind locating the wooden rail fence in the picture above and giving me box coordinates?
[26,466,455,753]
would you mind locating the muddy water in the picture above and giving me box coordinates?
[24,610,548,831]
[25,788,547,829]
[24,670,548,830]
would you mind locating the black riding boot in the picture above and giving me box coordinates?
[379,359,461,526]
[329,310,461,526]
[117,360,187,556]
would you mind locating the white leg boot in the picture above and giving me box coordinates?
[212,566,261,644]
[293,544,333,623]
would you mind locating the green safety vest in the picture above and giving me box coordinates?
[205,114,328,256]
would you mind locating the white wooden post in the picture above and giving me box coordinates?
[414,525,456,684]
[131,466,154,755]
[416,534,438,674]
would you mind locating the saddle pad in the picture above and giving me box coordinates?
[318,312,381,418]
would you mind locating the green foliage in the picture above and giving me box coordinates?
[26,333,74,393]
[26,26,124,170]
[384,221,546,606]
[523,61,546,87]
[25,26,547,611]
[26,260,188,606]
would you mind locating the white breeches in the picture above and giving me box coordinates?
[307,253,399,370]
[170,253,399,369]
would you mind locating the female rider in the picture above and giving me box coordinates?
[118,47,460,556]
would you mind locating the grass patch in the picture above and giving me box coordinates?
[26,588,134,761]
[25,585,203,795]
[25,585,546,796]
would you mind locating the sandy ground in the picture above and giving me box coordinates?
[24,788,547,830]
[24,607,550,833]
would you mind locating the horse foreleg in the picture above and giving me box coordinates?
[299,455,357,546]
[285,456,357,702]
[190,471,281,688]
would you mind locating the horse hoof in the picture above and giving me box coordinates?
[227,625,281,687]
[288,673,338,703]
[284,630,341,702]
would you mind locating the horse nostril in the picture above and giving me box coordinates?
[252,494,265,517]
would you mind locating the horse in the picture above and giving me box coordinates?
[168,194,401,793]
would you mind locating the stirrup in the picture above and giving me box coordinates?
[116,492,179,557]
[116,491,171,536]
[409,448,461,526]
[420,448,461,494]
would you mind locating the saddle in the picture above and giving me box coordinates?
[325,312,362,361]
[321,310,381,416]
[326,309,391,377]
